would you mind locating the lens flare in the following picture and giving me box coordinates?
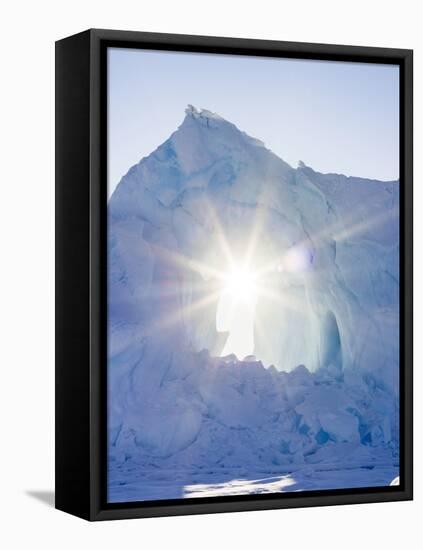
[278,245,312,273]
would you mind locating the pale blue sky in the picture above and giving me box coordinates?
[108,47,399,197]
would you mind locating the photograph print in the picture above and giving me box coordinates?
[106,47,400,503]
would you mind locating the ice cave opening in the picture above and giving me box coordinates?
[215,281,256,360]
[320,310,342,371]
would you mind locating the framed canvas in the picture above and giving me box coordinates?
[55,29,413,521]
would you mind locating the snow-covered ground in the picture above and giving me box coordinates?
[107,106,399,502]
[109,462,398,502]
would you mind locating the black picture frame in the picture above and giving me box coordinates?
[55,28,413,521]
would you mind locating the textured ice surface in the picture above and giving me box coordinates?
[107,107,399,502]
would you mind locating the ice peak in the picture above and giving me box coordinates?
[185,104,199,116]
[184,104,225,123]
[180,105,268,152]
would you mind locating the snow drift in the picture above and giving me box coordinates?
[107,106,399,501]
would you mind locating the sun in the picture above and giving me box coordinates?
[222,266,257,302]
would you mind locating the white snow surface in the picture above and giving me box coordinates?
[108,107,399,501]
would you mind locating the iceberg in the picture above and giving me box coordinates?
[107,107,399,502]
